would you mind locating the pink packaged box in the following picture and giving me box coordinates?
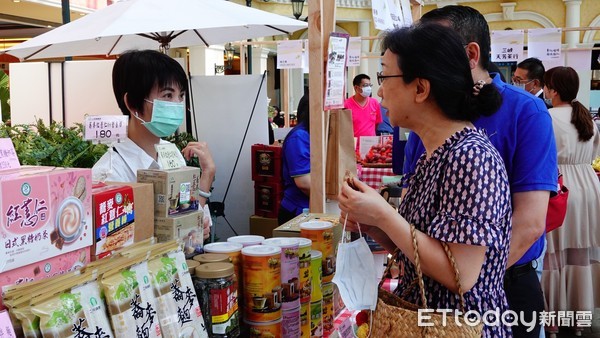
[0,246,90,309]
[0,167,93,273]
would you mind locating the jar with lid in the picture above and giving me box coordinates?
[194,262,240,337]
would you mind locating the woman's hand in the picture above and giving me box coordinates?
[182,141,216,176]
[338,177,396,228]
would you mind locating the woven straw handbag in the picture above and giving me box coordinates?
[370,224,484,338]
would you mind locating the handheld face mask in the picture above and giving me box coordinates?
[134,99,184,137]
[360,86,372,98]
[332,216,378,312]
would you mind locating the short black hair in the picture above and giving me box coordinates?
[296,91,310,128]
[382,24,501,122]
[421,5,492,71]
[352,74,371,87]
[112,50,188,116]
[517,57,546,86]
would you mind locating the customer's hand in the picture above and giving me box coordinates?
[338,177,395,230]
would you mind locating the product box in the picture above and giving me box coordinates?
[254,180,283,218]
[92,183,136,259]
[92,182,155,260]
[249,215,279,239]
[0,167,93,273]
[137,166,201,217]
[107,181,154,243]
[251,144,283,182]
[154,211,204,258]
[0,246,90,309]
[273,213,343,248]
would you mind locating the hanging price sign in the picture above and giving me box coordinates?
[84,115,128,143]
[155,143,184,170]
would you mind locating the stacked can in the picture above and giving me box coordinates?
[242,245,283,338]
[193,253,230,265]
[309,250,323,337]
[203,242,244,320]
[263,238,301,338]
[300,221,334,336]
[227,235,265,248]
[290,237,312,338]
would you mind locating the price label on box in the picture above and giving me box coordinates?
[155,143,184,170]
[84,115,128,143]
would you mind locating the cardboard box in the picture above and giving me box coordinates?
[249,215,279,239]
[91,183,135,259]
[0,167,93,273]
[254,180,283,218]
[0,246,91,309]
[251,144,283,182]
[155,211,204,258]
[272,213,343,247]
[107,181,154,244]
[137,166,201,217]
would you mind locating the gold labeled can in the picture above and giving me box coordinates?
[289,237,312,304]
[300,221,334,283]
[228,235,265,247]
[322,282,334,336]
[245,318,282,338]
[242,244,282,322]
[310,300,323,338]
[310,250,322,302]
[300,302,310,338]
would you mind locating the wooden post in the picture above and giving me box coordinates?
[308,0,336,213]
[282,68,290,127]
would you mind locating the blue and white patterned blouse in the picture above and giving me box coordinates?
[396,128,512,337]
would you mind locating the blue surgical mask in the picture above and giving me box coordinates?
[134,99,184,137]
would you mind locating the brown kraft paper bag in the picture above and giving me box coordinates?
[326,109,357,199]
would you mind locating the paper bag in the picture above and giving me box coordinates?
[326,109,358,199]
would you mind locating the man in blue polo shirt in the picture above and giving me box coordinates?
[400,6,557,337]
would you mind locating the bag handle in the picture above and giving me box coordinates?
[379,224,467,312]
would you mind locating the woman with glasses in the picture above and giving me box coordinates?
[338,23,511,337]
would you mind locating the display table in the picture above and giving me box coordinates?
[357,164,395,190]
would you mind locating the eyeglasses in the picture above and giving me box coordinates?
[511,77,534,86]
[377,71,404,85]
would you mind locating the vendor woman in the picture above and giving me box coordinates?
[92,50,215,238]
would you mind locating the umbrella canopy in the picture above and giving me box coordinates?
[2,0,307,60]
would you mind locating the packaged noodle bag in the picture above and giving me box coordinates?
[101,258,162,338]
[147,248,208,338]
[11,306,40,338]
[31,279,114,338]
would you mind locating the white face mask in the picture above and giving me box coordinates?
[360,86,372,98]
[332,218,378,311]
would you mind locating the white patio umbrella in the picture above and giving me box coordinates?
[2,0,307,60]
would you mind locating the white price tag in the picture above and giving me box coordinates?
[155,143,184,170]
[84,115,128,143]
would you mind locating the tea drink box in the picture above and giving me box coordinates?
[154,211,204,258]
[0,246,90,310]
[0,167,93,273]
[137,166,201,218]
[92,183,135,259]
